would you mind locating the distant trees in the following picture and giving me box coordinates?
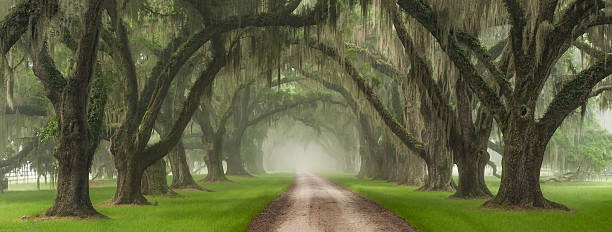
[100,0,332,204]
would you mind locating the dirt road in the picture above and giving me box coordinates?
[246,173,417,232]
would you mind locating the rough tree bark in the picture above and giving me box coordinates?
[419,122,454,192]
[451,79,494,199]
[112,151,148,204]
[168,142,202,189]
[141,159,176,196]
[27,0,106,217]
[194,92,232,183]
[397,153,426,186]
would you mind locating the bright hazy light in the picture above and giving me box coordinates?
[263,139,339,173]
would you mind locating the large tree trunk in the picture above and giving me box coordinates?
[45,142,100,217]
[419,124,453,192]
[111,150,149,205]
[343,152,357,173]
[45,76,105,217]
[452,148,492,198]
[452,79,494,199]
[202,135,228,182]
[417,78,453,191]
[379,142,396,181]
[484,118,567,210]
[356,126,370,180]
[168,142,202,190]
[400,89,427,186]
[0,174,6,193]
[141,159,175,196]
[225,138,251,176]
[357,115,386,180]
[202,153,227,182]
[397,152,426,186]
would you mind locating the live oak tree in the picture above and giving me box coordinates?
[396,0,612,209]
[25,0,108,217]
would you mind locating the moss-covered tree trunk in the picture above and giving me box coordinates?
[485,111,566,209]
[168,142,201,189]
[46,136,98,216]
[452,80,493,199]
[27,0,106,218]
[0,174,6,193]
[141,159,175,196]
[419,101,453,192]
[395,0,612,209]
[401,88,427,186]
[419,129,453,192]
[355,114,385,180]
[453,148,492,198]
[111,150,148,205]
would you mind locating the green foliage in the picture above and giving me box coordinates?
[0,145,15,160]
[568,126,612,172]
[35,118,58,143]
[549,116,612,172]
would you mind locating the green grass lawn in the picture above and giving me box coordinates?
[328,174,612,232]
[0,174,293,232]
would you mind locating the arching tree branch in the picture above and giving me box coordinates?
[396,0,509,127]
[538,53,612,138]
[309,41,426,158]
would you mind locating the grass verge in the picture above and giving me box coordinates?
[327,174,612,232]
[0,174,293,232]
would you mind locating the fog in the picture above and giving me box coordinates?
[263,139,339,172]
[260,118,347,173]
[598,109,612,133]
